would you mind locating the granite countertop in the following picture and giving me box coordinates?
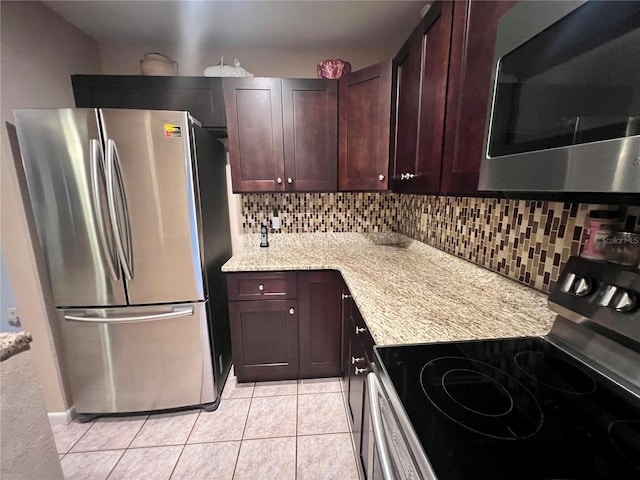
[222,233,556,345]
[0,332,32,361]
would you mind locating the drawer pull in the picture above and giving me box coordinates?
[341,293,351,300]
[351,356,365,364]
[258,284,264,291]
[289,307,295,315]
[355,326,367,334]
[355,366,369,375]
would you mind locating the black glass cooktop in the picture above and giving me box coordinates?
[375,337,640,480]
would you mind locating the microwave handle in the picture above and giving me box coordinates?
[367,373,396,480]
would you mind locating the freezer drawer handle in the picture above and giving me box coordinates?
[367,373,396,480]
[64,307,194,324]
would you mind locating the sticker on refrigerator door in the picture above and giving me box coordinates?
[164,124,182,137]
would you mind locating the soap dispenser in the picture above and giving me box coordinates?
[260,224,269,248]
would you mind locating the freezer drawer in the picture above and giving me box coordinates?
[58,302,215,414]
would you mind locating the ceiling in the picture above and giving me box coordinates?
[45,1,427,51]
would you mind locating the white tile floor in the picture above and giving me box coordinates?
[52,371,359,480]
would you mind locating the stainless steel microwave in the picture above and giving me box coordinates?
[479,1,640,193]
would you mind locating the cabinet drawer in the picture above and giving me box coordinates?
[227,272,297,301]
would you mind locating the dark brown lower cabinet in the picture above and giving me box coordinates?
[297,271,341,378]
[228,299,299,382]
[227,270,341,383]
[343,301,375,477]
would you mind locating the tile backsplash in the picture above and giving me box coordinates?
[241,192,625,293]
[241,193,398,233]
[396,196,624,292]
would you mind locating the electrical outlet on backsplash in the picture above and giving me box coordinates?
[240,192,630,294]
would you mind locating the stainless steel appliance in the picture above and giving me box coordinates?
[479,1,640,193]
[14,108,233,414]
[368,257,640,479]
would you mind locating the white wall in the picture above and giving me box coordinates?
[100,43,393,78]
[1,0,102,413]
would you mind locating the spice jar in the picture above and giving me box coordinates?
[581,210,621,260]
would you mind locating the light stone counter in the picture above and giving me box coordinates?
[222,233,556,345]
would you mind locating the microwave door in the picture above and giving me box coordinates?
[13,108,126,307]
[98,109,205,305]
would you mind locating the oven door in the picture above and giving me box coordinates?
[366,372,434,480]
[479,1,640,193]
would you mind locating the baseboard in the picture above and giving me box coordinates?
[47,405,76,425]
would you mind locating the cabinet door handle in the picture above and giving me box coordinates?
[355,366,369,375]
[341,293,351,300]
[378,174,385,181]
[355,326,367,334]
[289,307,295,315]
[287,177,293,184]
[351,356,365,364]
[258,284,264,291]
[276,177,283,184]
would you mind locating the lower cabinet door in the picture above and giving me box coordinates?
[229,299,299,382]
[298,271,342,378]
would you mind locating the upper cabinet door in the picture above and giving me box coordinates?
[282,79,338,191]
[392,1,453,194]
[224,78,286,192]
[338,61,392,191]
[71,75,226,128]
[414,1,454,194]
[154,77,226,129]
[440,0,517,195]
[391,28,423,192]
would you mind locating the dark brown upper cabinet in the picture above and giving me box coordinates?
[224,77,337,193]
[440,0,517,195]
[391,1,453,194]
[71,75,226,129]
[338,61,393,191]
[391,0,516,196]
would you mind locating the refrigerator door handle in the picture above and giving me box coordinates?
[64,307,194,324]
[90,139,120,281]
[106,138,134,280]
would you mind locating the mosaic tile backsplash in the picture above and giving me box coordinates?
[241,193,398,233]
[241,192,627,293]
[397,196,626,292]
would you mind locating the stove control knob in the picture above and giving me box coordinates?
[573,277,593,297]
[561,273,593,296]
[614,291,637,312]
[599,285,618,307]
[561,273,576,293]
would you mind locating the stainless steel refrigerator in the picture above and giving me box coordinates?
[13,108,233,415]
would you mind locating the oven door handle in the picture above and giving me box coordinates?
[367,372,396,480]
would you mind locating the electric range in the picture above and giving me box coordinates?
[370,257,640,480]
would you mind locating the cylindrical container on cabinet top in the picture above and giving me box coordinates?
[581,210,621,260]
[140,53,178,76]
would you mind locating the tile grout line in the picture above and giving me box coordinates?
[294,386,299,480]
[62,418,97,455]
[169,407,203,479]
[105,415,148,480]
[231,388,254,479]
[184,408,203,445]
